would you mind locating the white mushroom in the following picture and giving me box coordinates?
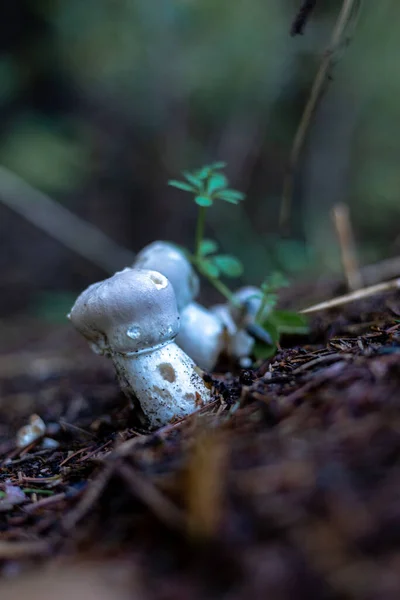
[133,241,225,371]
[133,241,199,312]
[175,302,226,371]
[69,268,211,429]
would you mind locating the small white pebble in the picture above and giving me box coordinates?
[16,414,46,448]
[41,437,60,449]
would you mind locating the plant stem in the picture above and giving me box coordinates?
[187,252,238,306]
[255,294,269,324]
[195,206,206,259]
[205,275,237,306]
[191,204,238,306]
[280,0,361,228]
[210,278,235,303]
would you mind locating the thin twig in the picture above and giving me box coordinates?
[290,0,318,36]
[0,166,135,273]
[1,449,54,467]
[300,278,400,314]
[280,0,360,227]
[24,492,67,514]
[332,203,363,291]
[0,540,50,559]
[61,463,114,531]
[59,420,96,440]
[59,447,92,467]
[282,361,348,407]
[117,462,183,529]
[291,352,351,375]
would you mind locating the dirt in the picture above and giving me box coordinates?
[0,288,400,599]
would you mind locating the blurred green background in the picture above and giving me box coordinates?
[0,0,399,319]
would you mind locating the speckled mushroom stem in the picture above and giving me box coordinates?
[111,342,211,429]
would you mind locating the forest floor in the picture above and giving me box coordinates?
[0,286,400,600]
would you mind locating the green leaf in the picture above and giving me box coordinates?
[215,189,245,203]
[168,179,195,193]
[199,258,220,278]
[182,171,203,189]
[195,166,212,180]
[195,195,213,207]
[253,342,277,360]
[207,173,228,195]
[268,310,310,334]
[212,254,243,278]
[253,342,278,360]
[199,239,219,256]
[261,321,280,345]
[262,272,289,292]
[210,161,227,170]
[252,321,280,360]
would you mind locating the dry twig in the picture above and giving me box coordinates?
[300,278,400,314]
[280,0,361,226]
[117,461,183,529]
[332,203,363,291]
[61,463,114,531]
[290,0,318,36]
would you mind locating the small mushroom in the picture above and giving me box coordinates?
[133,241,225,371]
[69,268,211,429]
[176,302,226,371]
[133,241,199,312]
[212,286,272,364]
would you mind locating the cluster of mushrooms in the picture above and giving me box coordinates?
[69,242,266,429]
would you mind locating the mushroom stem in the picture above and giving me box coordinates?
[112,342,210,429]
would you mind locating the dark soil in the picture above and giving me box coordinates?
[1,289,400,599]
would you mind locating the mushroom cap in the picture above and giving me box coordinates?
[67,280,108,354]
[69,268,180,354]
[133,241,199,311]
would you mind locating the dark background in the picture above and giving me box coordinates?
[0,0,398,318]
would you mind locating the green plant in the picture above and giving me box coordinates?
[169,163,309,360]
[250,273,309,359]
[169,162,244,303]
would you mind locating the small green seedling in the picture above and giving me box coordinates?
[169,163,309,361]
[169,162,244,303]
